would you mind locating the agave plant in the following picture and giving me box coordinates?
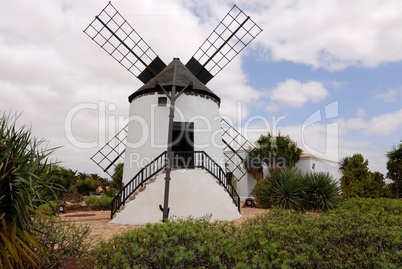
[252,167,305,210]
[302,172,340,211]
[270,167,305,211]
[0,113,61,268]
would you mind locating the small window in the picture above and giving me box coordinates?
[158,97,167,107]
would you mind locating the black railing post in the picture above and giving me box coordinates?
[110,150,242,219]
[197,151,241,212]
[110,151,168,219]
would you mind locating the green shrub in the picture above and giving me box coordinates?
[74,177,102,196]
[31,215,95,269]
[85,195,113,210]
[241,198,402,268]
[38,200,58,213]
[91,216,243,268]
[105,187,117,198]
[302,172,340,211]
[90,198,402,268]
[251,178,273,208]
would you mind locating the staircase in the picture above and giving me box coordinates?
[110,151,240,219]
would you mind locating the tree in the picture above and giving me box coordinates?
[386,141,402,199]
[339,156,350,172]
[340,153,385,199]
[244,133,302,179]
[74,177,102,196]
[0,113,61,268]
[112,162,124,190]
[70,172,109,197]
[368,171,385,198]
[45,164,77,198]
[77,172,89,180]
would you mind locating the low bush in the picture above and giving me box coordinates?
[91,216,244,268]
[30,215,95,269]
[38,200,57,213]
[90,198,402,268]
[85,195,113,210]
[241,198,402,268]
[252,177,273,208]
[105,187,117,198]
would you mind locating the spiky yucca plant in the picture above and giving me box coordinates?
[271,167,305,211]
[0,113,60,268]
[303,172,340,211]
[253,167,305,210]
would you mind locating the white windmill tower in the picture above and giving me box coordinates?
[84,2,262,224]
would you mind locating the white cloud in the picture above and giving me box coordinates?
[374,89,402,102]
[265,103,280,113]
[270,79,328,107]
[209,59,262,121]
[250,0,402,69]
[357,108,366,118]
[346,109,402,135]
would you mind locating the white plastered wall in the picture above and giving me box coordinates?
[112,169,241,225]
[296,157,341,185]
[123,93,224,185]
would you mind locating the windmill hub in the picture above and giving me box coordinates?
[129,58,220,106]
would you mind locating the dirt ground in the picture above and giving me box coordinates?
[61,206,268,240]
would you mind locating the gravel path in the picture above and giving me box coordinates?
[62,207,268,240]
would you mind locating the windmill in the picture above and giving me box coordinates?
[84,2,262,224]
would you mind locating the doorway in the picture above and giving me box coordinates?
[172,122,194,168]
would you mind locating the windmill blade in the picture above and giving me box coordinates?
[84,2,166,84]
[91,124,128,177]
[186,5,262,84]
[220,117,255,182]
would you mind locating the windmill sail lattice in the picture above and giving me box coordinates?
[84,2,166,84]
[186,5,263,84]
[90,124,128,177]
[220,117,255,182]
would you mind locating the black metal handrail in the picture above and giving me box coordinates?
[111,151,240,219]
[110,151,167,219]
[172,151,240,211]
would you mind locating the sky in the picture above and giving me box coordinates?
[1,0,401,178]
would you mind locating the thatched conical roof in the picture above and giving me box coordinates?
[128,58,220,105]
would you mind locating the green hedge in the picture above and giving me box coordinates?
[84,195,113,210]
[90,198,402,268]
[243,199,402,268]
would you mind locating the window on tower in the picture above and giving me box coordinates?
[158,97,167,107]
